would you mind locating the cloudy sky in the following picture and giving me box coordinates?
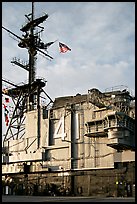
[2,2,135,132]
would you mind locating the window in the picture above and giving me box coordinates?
[43,108,48,119]
[92,111,96,119]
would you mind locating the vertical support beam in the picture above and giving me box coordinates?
[29,1,35,85]
[80,107,85,168]
[70,105,75,195]
[37,82,41,149]
[28,2,36,110]
[71,105,76,169]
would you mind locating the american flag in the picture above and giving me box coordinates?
[59,42,71,53]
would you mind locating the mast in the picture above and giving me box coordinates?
[28,2,36,111]
[2,2,54,148]
[29,1,35,86]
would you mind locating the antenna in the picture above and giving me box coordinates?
[29,1,35,85]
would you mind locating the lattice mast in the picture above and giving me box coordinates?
[2,2,54,148]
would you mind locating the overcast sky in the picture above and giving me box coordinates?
[2,2,135,132]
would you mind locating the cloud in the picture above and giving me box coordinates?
[2,2,135,136]
[2,2,135,99]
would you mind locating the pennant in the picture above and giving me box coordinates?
[3,103,7,109]
[5,115,9,126]
[2,89,8,94]
[5,97,9,103]
[59,42,71,53]
[3,103,9,126]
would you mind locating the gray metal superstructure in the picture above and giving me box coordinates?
[2,3,135,197]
